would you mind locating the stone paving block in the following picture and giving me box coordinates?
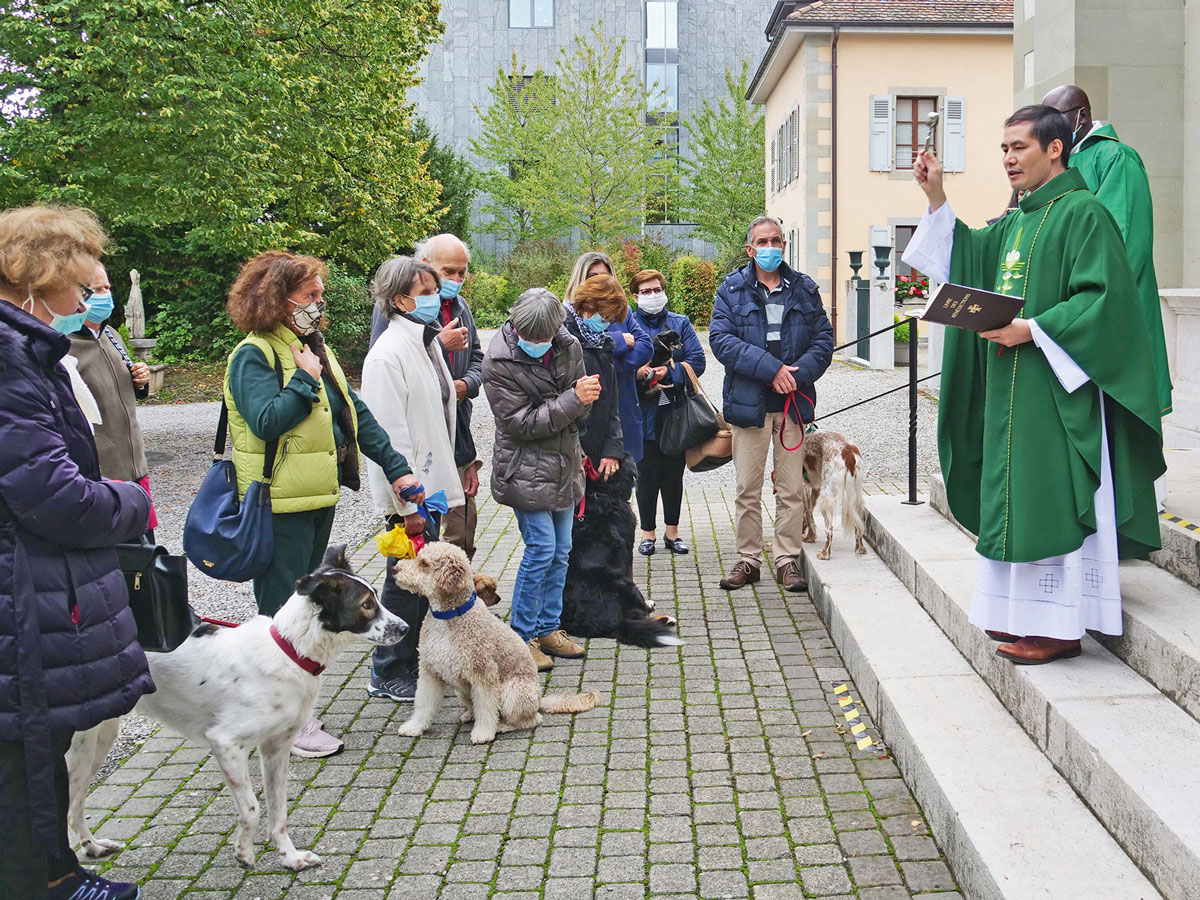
[901,860,957,892]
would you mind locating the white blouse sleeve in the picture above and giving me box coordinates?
[1029,319,1090,393]
[900,202,956,284]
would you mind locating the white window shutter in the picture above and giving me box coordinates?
[869,94,892,171]
[943,96,966,172]
[792,105,800,181]
[770,137,776,194]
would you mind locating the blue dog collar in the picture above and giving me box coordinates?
[431,592,476,620]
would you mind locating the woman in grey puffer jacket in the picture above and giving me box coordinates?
[482,288,599,670]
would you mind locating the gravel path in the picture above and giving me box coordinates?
[107,331,938,771]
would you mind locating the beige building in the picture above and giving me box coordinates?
[747,1,1014,340]
[1014,0,1199,446]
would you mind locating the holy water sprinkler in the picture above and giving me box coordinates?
[923,110,940,156]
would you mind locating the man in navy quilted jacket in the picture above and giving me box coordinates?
[710,216,834,593]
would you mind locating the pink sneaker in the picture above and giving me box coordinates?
[290,717,344,758]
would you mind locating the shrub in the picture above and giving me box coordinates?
[893,314,911,343]
[895,274,930,304]
[499,240,574,295]
[669,256,719,327]
[599,236,676,290]
[323,267,374,372]
[547,273,570,301]
[462,271,517,329]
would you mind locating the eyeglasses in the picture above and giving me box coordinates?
[79,284,94,303]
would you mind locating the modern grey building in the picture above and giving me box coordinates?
[413,1,771,247]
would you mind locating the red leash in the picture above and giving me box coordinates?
[575,457,604,520]
[780,390,816,451]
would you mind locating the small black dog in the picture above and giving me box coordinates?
[560,458,681,648]
[639,329,683,399]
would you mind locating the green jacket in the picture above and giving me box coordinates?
[224,325,409,514]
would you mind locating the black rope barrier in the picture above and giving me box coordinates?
[813,372,941,423]
[831,319,906,354]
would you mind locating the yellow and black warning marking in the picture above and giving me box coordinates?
[833,682,882,751]
[1161,512,1200,534]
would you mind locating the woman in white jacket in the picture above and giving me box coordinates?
[361,256,465,702]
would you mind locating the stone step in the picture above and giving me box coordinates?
[1153,447,1200,590]
[929,477,1200,724]
[799,540,1160,900]
[866,494,1200,900]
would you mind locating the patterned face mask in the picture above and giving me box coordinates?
[289,297,326,335]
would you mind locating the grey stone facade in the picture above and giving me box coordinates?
[413,0,771,251]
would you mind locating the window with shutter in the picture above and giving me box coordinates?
[869,95,892,171]
[894,96,937,170]
[770,137,776,194]
[792,105,800,182]
[943,96,966,172]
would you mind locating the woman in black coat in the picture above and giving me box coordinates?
[0,206,153,900]
[561,274,628,478]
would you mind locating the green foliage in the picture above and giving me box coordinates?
[462,272,516,329]
[1,0,444,360]
[668,256,719,327]
[412,117,478,241]
[894,274,930,304]
[472,28,675,246]
[323,268,374,371]
[893,314,911,343]
[680,64,766,258]
[599,236,676,290]
[498,241,574,294]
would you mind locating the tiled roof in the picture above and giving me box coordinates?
[786,0,1013,25]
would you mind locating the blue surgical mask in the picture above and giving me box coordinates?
[40,298,90,335]
[517,337,553,358]
[755,248,784,273]
[440,278,464,300]
[408,293,442,324]
[581,312,609,333]
[86,292,114,323]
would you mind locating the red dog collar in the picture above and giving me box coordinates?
[270,624,326,676]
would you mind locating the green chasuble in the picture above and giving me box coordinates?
[939,167,1165,563]
[1070,123,1173,415]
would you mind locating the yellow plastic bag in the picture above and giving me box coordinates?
[375,525,418,560]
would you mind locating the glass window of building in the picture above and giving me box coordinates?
[510,0,553,28]
[646,63,678,113]
[894,96,937,170]
[647,0,678,49]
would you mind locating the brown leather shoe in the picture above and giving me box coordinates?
[996,636,1082,665]
[985,630,1022,642]
[538,629,585,659]
[719,560,760,590]
[528,639,554,671]
[777,560,808,593]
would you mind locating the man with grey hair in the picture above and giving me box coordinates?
[710,216,834,593]
[371,233,484,558]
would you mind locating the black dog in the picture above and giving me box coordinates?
[560,459,681,648]
[638,330,683,399]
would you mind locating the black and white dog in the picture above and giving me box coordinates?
[67,544,407,871]
[560,459,681,648]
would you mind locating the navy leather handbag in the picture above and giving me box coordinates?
[183,358,283,582]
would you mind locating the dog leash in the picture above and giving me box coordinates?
[780,390,816,451]
[575,457,604,520]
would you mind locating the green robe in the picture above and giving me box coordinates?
[939,167,1165,563]
[1070,123,1173,415]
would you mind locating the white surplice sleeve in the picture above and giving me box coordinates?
[900,202,956,283]
[1029,320,1090,393]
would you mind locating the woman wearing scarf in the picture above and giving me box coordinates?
[223,250,421,757]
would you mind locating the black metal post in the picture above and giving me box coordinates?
[902,315,924,506]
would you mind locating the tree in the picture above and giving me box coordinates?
[471,28,675,246]
[0,0,445,357]
[412,117,478,242]
[680,63,765,256]
[470,56,558,244]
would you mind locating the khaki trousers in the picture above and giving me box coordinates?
[442,464,478,560]
[732,412,806,569]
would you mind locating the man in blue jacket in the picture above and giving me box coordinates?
[710,216,834,592]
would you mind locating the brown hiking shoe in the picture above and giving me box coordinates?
[528,639,554,671]
[777,560,808,593]
[719,560,760,590]
[538,629,585,659]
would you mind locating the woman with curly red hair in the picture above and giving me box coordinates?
[223,250,424,757]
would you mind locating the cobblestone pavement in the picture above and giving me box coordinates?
[84,481,959,900]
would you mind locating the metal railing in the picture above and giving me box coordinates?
[816,316,939,506]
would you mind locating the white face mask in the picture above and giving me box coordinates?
[289,297,326,335]
[637,291,669,315]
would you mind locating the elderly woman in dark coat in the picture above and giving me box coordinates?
[483,288,598,671]
[0,206,152,900]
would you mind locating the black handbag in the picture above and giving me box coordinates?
[658,361,721,456]
[117,541,197,653]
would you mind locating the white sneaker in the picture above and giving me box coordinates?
[290,717,344,758]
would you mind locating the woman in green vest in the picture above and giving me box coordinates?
[225,250,423,758]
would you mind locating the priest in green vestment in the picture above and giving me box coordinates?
[903,105,1165,665]
[1043,84,1173,417]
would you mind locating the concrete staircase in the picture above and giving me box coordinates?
[798,477,1200,900]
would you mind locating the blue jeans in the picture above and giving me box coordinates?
[510,507,574,642]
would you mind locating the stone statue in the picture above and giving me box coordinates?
[126,268,145,340]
